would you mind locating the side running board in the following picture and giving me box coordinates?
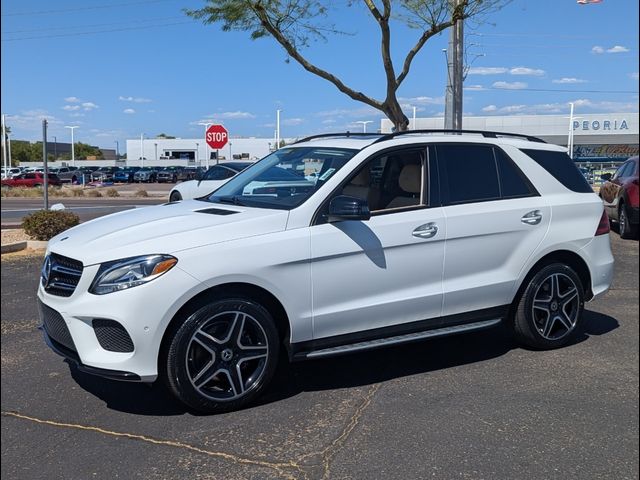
[304,318,502,359]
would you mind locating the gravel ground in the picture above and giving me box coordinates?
[1,229,32,245]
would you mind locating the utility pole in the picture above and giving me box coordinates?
[276,109,281,150]
[140,133,145,167]
[1,114,8,174]
[43,120,49,210]
[444,0,464,131]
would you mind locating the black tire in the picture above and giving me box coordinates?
[169,191,182,202]
[512,263,585,350]
[163,297,279,413]
[619,203,638,239]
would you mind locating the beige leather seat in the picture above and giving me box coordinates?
[342,168,370,201]
[386,164,422,208]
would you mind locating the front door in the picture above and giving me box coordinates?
[310,147,445,341]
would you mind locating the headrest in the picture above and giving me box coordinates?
[398,164,421,193]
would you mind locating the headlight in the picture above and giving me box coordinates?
[89,255,177,295]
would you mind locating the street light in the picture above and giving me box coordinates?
[198,122,214,169]
[139,133,145,167]
[53,136,57,160]
[114,140,120,161]
[154,143,158,162]
[566,102,583,160]
[355,120,372,133]
[276,110,281,150]
[64,126,79,167]
[195,142,199,166]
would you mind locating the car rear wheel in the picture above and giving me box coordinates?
[619,203,638,239]
[169,191,182,202]
[512,263,584,350]
[163,297,279,413]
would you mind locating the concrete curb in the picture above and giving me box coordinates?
[1,240,48,254]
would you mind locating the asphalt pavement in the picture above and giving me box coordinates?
[1,234,638,479]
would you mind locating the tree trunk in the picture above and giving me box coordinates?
[383,98,410,132]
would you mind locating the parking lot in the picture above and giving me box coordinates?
[1,232,637,479]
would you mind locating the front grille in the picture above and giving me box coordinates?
[43,253,83,297]
[38,300,77,352]
[93,319,134,352]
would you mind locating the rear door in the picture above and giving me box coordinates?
[436,143,550,317]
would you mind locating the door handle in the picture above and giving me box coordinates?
[521,210,542,225]
[412,222,438,239]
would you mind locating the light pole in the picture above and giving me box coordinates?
[195,142,199,165]
[355,121,372,133]
[412,106,417,130]
[154,143,158,162]
[64,126,78,166]
[1,114,7,174]
[53,136,57,160]
[114,140,119,161]
[7,132,11,168]
[198,122,213,169]
[228,142,232,161]
[276,109,281,149]
[566,103,583,161]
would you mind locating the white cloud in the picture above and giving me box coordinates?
[123,108,136,114]
[591,46,605,54]
[316,106,379,118]
[492,81,528,90]
[64,96,81,103]
[321,119,336,124]
[399,96,445,106]
[482,105,497,112]
[552,77,588,84]
[118,95,152,103]
[607,45,629,53]
[81,102,99,111]
[464,84,486,91]
[69,113,85,117]
[467,67,508,75]
[630,72,639,80]
[62,105,81,111]
[509,67,545,76]
[207,111,256,120]
[481,98,637,116]
[282,117,304,126]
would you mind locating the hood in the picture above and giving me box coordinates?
[48,200,289,265]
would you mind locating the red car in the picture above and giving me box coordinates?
[600,156,639,239]
[1,172,62,188]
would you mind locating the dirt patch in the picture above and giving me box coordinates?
[1,229,32,245]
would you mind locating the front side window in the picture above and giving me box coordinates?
[207,147,357,209]
[204,166,235,181]
[438,144,501,204]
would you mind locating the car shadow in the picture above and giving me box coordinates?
[67,309,619,416]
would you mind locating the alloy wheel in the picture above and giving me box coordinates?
[532,273,580,340]
[185,311,269,401]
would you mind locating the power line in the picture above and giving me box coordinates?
[471,32,639,40]
[1,20,195,42]
[1,0,174,17]
[475,86,638,94]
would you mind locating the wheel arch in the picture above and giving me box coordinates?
[511,250,593,317]
[158,282,292,372]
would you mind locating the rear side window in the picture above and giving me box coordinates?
[494,148,537,198]
[522,149,592,193]
[437,144,501,204]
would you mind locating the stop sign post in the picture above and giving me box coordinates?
[205,125,228,164]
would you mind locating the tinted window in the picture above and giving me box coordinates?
[522,149,592,193]
[494,148,536,198]
[204,166,233,181]
[621,161,635,178]
[438,144,500,204]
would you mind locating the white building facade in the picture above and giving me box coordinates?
[125,137,280,167]
[381,113,639,162]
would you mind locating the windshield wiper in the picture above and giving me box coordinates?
[214,195,247,206]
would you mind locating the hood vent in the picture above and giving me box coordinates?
[195,207,239,216]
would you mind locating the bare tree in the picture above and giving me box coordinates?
[187,0,507,131]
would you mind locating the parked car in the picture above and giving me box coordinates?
[183,167,204,181]
[1,167,22,179]
[49,167,80,184]
[2,172,62,188]
[168,162,252,201]
[113,167,140,183]
[599,156,639,239]
[157,167,187,183]
[38,131,613,414]
[133,168,157,183]
[91,167,119,183]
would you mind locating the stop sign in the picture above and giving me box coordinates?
[205,124,229,149]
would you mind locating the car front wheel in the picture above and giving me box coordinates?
[164,297,279,413]
[169,191,182,202]
[512,263,584,350]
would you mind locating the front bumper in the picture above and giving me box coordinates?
[37,258,203,382]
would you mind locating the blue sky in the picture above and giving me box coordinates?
[1,0,638,148]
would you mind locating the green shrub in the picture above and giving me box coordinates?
[134,188,149,197]
[105,187,120,197]
[22,210,80,241]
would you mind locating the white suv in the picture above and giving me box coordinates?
[38,130,614,413]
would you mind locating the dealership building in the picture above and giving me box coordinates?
[381,113,639,163]
[125,137,279,167]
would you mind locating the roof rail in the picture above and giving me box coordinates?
[373,129,547,144]
[292,132,383,144]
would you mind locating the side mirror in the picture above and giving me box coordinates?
[328,195,370,222]
[601,173,612,181]
[195,170,204,181]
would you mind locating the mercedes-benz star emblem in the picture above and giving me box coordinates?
[41,255,52,288]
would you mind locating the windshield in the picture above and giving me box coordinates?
[206,146,357,209]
